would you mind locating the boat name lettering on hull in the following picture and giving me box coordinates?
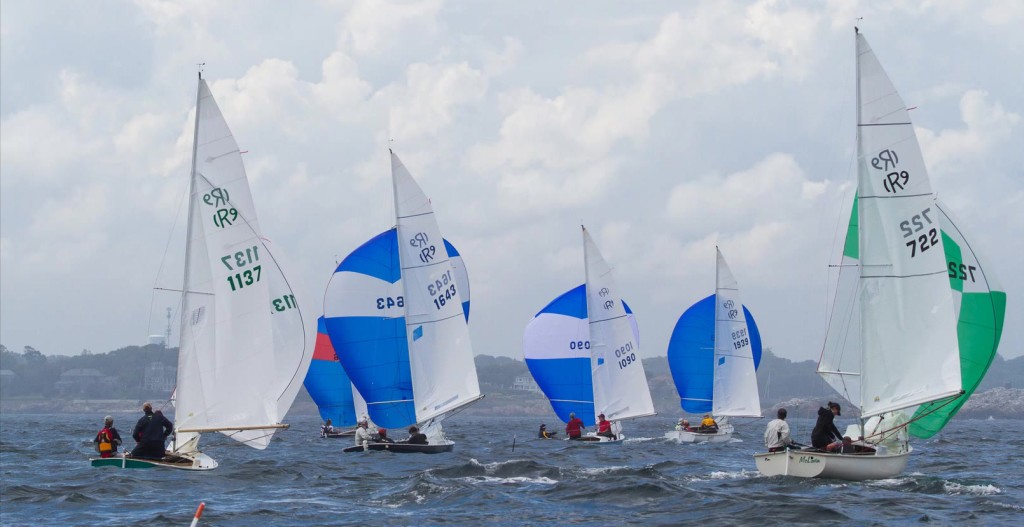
[798,456,821,464]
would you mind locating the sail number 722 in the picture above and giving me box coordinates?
[899,208,938,258]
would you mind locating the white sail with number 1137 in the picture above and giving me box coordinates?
[92,74,312,470]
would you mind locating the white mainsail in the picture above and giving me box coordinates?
[854,32,961,418]
[583,227,655,422]
[175,77,311,452]
[391,151,482,424]
[711,248,761,417]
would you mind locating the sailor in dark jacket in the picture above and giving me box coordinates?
[405,425,428,445]
[811,401,844,451]
[130,402,174,460]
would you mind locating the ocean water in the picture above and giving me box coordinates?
[1,413,1021,526]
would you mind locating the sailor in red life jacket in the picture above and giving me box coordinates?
[596,413,616,440]
[565,412,585,440]
[93,415,123,458]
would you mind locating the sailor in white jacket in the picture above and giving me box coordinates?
[764,408,794,452]
[354,419,374,449]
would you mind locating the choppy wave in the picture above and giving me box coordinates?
[1,414,1022,525]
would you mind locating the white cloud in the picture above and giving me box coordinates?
[917,90,1019,170]
[338,0,443,55]
[664,153,823,235]
[383,61,488,141]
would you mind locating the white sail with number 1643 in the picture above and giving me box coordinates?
[393,152,483,430]
[91,75,312,471]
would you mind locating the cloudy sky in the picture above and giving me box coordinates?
[1,0,1021,363]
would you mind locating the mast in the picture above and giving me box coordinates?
[581,225,596,422]
[854,26,867,427]
[173,72,204,451]
[713,245,720,415]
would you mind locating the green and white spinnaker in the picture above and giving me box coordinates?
[821,195,1006,438]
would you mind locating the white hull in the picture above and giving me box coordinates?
[666,425,734,443]
[752,446,911,480]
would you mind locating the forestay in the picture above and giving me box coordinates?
[855,32,961,418]
[175,78,310,452]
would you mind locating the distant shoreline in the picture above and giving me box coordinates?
[3,387,1021,419]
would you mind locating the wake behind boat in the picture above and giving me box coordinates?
[666,247,762,444]
[754,29,1005,481]
[324,151,481,454]
[92,74,312,471]
[523,226,656,445]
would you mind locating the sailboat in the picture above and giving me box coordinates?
[92,74,312,470]
[666,248,762,443]
[323,151,481,454]
[754,29,1005,480]
[524,226,656,443]
[304,316,368,438]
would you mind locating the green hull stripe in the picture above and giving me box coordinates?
[91,458,158,469]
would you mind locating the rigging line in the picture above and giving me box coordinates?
[147,164,193,342]
[400,257,453,271]
[396,210,434,220]
[419,393,486,426]
[862,269,948,279]
[858,192,933,199]
[856,122,912,127]
[406,310,466,326]
[154,287,214,296]
[861,392,964,442]
[589,313,628,324]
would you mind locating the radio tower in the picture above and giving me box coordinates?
[164,307,172,348]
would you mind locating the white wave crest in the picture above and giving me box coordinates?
[868,477,913,487]
[699,470,757,481]
[578,465,630,476]
[943,481,1001,495]
[457,476,558,485]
